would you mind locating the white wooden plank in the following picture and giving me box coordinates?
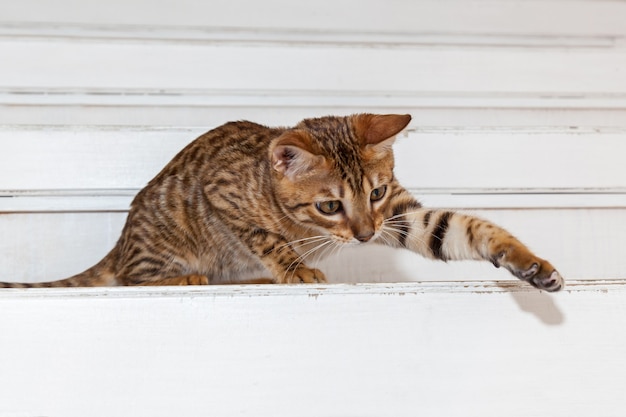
[0,194,134,212]
[0,126,199,190]
[0,27,619,49]
[0,281,625,417]
[3,191,626,212]
[3,0,626,37]
[3,101,626,128]
[0,22,621,49]
[417,191,626,209]
[2,40,626,93]
[5,89,626,109]
[395,127,626,190]
[0,212,126,282]
[2,208,624,282]
[2,126,625,191]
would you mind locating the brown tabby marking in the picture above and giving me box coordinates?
[0,114,564,292]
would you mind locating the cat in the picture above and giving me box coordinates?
[0,113,563,291]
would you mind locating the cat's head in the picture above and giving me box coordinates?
[270,113,411,244]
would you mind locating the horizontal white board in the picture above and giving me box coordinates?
[2,0,625,129]
[3,0,626,38]
[2,208,624,282]
[3,191,626,213]
[1,126,625,191]
[4,93,626,128]
[0,126,195,190]
[396,127,626,190]
[2,40,626,94]
[0,281,625,417]
[5,90,626,109]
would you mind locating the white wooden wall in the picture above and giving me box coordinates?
[1,1,626,415]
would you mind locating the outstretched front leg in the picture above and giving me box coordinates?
[381,190,564,292]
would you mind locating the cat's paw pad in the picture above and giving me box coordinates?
[284,267,327,284]
[519,262,540,280]
[529,270,564,292]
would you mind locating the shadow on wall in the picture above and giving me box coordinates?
[505,290,565,326]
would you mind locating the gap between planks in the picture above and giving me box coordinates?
[0,280,624,300]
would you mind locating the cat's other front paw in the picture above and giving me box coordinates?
[185,274,210,285]
[282,267,327,284]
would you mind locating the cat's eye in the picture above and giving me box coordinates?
[316,200,343,215]
[370,185,387,202]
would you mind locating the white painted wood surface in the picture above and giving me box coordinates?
[3,41,626,93]
[3,208,625,283]
[2,125,624,282]
[2,0,626,127]
[0,282,625,417]
[0,0,624,282]
[1,1,626,415]
[2,125,626,191]
[4,0,626,36]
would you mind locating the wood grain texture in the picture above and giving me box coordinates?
[3,0,626,37]
[2,126,626,191]
[2,41,625,93]
[2,208,625,282]
[0,282,625,417]
[0,0,625,414]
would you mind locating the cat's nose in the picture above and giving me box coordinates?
[355,231,375,243]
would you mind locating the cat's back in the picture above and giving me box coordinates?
[196,120,281,153]
[130,120,283,214]
[150,120,281,184]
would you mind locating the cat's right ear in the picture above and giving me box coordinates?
[271,132,325,181]
[353,113,412,146]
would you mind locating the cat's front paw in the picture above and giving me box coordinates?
[511,261,564,292]
[491,246,564,292]
[282,267,327,284]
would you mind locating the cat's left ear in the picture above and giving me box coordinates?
[353,113,412,150]
[270,131,325,181]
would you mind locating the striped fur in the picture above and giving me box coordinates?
[0,114,563,291]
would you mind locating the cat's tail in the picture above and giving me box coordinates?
[0,253,118,288]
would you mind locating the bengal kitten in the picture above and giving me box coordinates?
[1,114,563,291]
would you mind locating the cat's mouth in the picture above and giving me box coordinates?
[332,232,380,246]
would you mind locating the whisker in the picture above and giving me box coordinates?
[377,229,396,248]
[383,219,417,225]
[289,239,335,282]
[384,210,424,222]
[272,235,328,254]
[380,228,403,247]
[383,221,445,244]
[316,238,338,262]
[381,224,430,247]
[283,238,334,283]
